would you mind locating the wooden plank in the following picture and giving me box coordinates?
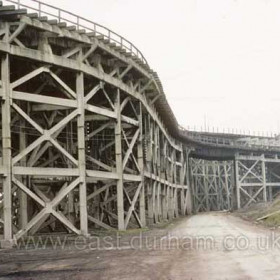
[12,177,45,207]
[13,91,77,108]
[88,215,114,230]
[122,129,140,169]
[257,210,280,221]
[115,89,125,230]
[86,104,116,119]
[86,170,118,180]
[0,43,181,151]
[11,66,47,89]
[12,103,44,134]
[13,166,79,177]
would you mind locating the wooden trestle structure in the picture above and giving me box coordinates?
[190,158,233,213]
[1,0,280,248]
[0,0,193,247]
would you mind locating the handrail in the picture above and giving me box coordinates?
[6,1,280,151]
[180,129,280,149]
[2,0,148,65]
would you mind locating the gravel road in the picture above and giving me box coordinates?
[1,212,280,279]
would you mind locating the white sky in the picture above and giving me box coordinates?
[40,0,280,135]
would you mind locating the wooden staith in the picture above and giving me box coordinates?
[1,0,280,247]
[0,1,191,244]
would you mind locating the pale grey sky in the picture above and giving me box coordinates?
[40,0,280,134]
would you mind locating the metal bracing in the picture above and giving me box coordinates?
[190,158,233,213]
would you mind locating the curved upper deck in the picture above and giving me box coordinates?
[2,0,280,159]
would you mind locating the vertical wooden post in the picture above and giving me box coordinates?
[261,155,267,202]
[215,164,220,210]
[115,89,125,230]
[268,186,273,202]
[173,150,179,218]
[224,162,230,210]
[185,150,193,214]
[77,71,88,236]
[230,160,235,209]
[146,115,152,173]
[137,102,146,226]
[162,184,167,220]
[68,191,75,224]
[174,188,179,218]
[1,53,13,246]
[147,181,154,225]
[66,115,74,224]
[235,156,241,209]
[166,186,171,219]
[19,116,28,229]
[152,181,158,223]
[145,115,153,225]
[203,163,210,211]
[158,182,162,221]
[169,187,174,220]
[179,148,185,215]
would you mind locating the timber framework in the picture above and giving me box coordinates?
[1,0,280,248]
[0,0,192,247]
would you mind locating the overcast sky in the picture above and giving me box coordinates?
[34,0,280,135]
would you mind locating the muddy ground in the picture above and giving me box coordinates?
[1,213,280,279]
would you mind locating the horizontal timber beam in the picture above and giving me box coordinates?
[0,42,180,151]
[13,167,80,177]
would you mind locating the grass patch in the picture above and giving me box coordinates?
[236,195,280,228]
[263,213,280,227]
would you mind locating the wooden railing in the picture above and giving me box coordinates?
[179,126,280,149]
[3,0,148,65]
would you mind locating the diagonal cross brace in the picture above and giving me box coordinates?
[12,109,79,165]
[239,160,262,183]
[122,128,140,170]
[124,183,143,229]
[122,129,140,172]
[13,177,81,240]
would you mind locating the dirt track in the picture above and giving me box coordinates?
[1,213,280,280]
